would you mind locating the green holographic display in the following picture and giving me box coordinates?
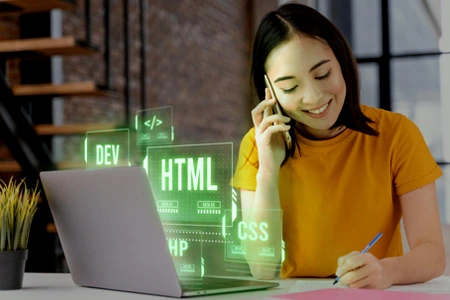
[164,228,203,278]
[223,209,284,266]
[85,129,130,169]
[135,106,173,145]
[145,142,233,227]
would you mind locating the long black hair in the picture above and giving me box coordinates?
[251,3,378,160]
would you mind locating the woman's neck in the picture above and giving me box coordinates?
[296,123,347,140]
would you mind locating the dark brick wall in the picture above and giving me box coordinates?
[59,1,256,275]
[62,0,254,159]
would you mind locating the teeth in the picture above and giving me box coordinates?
[308,102,329,114]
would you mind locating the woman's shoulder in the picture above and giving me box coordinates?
[360,105,410,130]
[239,127,257,150]
[240,127,256,143]
[243,127,256,138]
[360,105,422,140]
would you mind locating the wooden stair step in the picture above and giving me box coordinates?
[35,123,117,135]
[0,142,13,160]
[56,161,87,170]
[12,81,115,97]
[46,223,57,234]
[0,160,20,172]
[0,0,74,15]
[0,160,87,173]
[0,147,13,160]
[0,36,97,56]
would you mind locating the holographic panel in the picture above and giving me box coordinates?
[135,106,173,145]
[85,129,130,170]
[146,142,233,227]
[164,227,203,278]
[223,209,283,266]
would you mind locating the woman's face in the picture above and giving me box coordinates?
[265,35,346,138]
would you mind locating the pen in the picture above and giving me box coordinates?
[333,232,383,285]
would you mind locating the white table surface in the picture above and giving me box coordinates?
[1,273,449,300]
[1,273,295,300]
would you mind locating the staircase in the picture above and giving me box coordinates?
[0,0,118,176]
[0,0,119,271]
[12,81,114,97]
[0,35,97,56]
[0,0,75,15]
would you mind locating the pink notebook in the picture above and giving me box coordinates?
[268,288,450,300]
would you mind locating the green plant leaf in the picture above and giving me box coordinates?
[1,210,7,251]
[0,179,40,251]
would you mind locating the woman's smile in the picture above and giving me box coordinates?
[301,99,332,119]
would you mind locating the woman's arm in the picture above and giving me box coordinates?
[336,182,446,288]
[238,88,290,279]
[382,181,446,284]
[240,171,283,279]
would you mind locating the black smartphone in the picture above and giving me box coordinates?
[264,74,292,150]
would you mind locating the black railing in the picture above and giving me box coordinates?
[103,0,111,89]
[85,0,91,45]
[123,0,130,126]
[82,0,147,125]
[0,70,55,176]
[140,0,147,110]
[379,0,392,111]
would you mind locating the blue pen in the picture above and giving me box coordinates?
[333,232,383,285]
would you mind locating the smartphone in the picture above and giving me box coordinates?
[264,74,292,150]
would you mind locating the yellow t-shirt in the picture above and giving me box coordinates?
[232,105,442,278]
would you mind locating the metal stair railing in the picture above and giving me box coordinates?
[0,69,55,177]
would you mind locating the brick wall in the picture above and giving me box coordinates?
[61,0,254,162]
[59,1,256,275]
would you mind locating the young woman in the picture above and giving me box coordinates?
[232,3,445,289]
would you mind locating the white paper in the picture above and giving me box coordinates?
[388,276,450,294]
[287,276,450,294]
[287,278,344,293]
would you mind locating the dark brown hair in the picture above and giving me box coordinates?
[251,3,378,160]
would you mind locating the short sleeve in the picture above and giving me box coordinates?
[392,116,442,195]
[231,128,259,191]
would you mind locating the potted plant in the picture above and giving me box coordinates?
[0,178,39,290]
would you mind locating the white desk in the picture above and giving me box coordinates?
[2,273,449,300]
[2,273,295,300]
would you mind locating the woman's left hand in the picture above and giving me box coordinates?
[335,251,392,289]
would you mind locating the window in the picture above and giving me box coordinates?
[318,0,450,163]
[317,0,450,224]
[358,63,379,108]
[391,56,444,161]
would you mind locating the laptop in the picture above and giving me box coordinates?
[40,166,279,297]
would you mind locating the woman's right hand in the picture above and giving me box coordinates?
[251,88,291,172]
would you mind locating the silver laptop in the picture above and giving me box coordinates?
[40,166,279,297]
